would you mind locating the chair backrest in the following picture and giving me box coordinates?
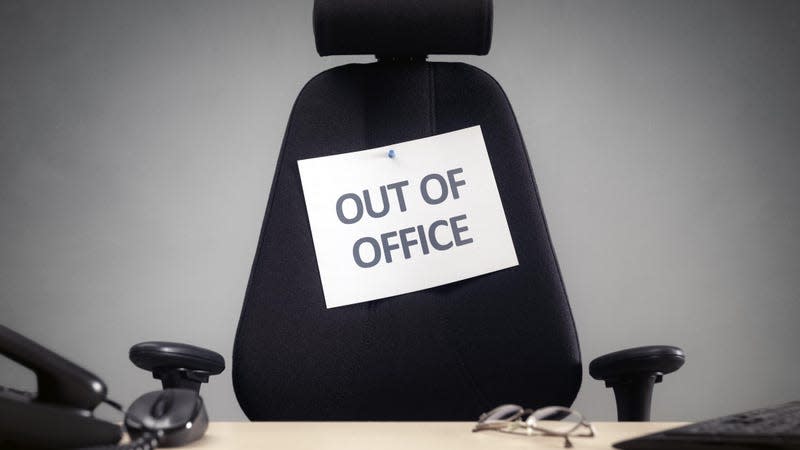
[233,0,581,420]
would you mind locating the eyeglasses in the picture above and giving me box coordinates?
[473,404,596,448]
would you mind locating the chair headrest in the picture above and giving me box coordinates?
[313,0,493,57]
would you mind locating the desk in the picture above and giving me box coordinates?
[185,421,686,449]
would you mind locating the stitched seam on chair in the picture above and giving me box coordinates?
[232,65,360,418]
[460,63,583,404]
[429,63,489,412]
[360,65,377,416]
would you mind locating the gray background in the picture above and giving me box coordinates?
[2,0,799,421]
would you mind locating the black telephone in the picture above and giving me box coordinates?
[0,324,224,449]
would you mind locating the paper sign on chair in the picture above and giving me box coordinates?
[298,126,519,308]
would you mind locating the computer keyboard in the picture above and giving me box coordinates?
[614,401,800,449]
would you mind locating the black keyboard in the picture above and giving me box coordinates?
[614,401,800,450]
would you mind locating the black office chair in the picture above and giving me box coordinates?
[225,0,685,421]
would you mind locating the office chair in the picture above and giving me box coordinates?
[225,0,685,421]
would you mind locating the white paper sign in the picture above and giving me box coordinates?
[298,126,518,308]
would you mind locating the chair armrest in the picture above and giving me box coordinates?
[589,345,685,421]
[129,342,225,393]
[589,345,685,384]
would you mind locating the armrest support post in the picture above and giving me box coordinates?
[589,345,685,421]
[609,374,658,421]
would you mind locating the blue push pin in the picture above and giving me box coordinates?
[387,149,396,159]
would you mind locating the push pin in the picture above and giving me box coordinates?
[387,149,396,159]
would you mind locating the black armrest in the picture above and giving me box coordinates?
[589,345,685,421]
[130,342,225,393]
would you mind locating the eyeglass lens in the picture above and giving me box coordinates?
[527,406,585,435]
[479,404,524,423]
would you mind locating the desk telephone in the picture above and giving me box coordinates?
[0,324,225,449]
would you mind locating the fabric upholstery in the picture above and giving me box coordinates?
[232,61,582,420]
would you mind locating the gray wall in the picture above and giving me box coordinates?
[2,0,799,421]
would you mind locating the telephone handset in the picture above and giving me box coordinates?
[0,324,224,449]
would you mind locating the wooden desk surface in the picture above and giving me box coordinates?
[184,421,686,449]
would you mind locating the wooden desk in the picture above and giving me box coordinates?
[185,421,685,449]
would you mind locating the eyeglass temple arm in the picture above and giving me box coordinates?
[589,345,685,421]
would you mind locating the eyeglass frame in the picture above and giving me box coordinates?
[472,404,596,448]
